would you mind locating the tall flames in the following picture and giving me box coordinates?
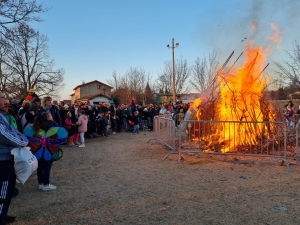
[192,22,280,152]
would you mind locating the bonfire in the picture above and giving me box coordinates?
[183,21,288,154]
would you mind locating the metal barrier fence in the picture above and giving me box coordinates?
[147,115,177,153]
[179,120,287,163]
[283,113,300,129]
[149,115,291,170]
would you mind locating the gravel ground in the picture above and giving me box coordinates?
[8,130,300,225]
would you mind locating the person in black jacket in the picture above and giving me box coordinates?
[58,101,66,128]
[18,101,36,133]
[41,97,62,127]
[0,91,28,224]
[148,104,156,131]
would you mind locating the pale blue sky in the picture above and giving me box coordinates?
[33,0,300,100]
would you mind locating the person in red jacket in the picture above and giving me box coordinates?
[65,112,74,147]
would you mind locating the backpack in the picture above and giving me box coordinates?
[5,114,18,130]
[17,113,28,133]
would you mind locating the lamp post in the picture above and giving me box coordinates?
[167,38,179,106]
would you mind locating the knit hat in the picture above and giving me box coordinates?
[29,88,34,93]
[11,99,19,105]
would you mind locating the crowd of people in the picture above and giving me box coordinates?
[0,88,191,224]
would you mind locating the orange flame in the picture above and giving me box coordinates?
[192,22,280,153]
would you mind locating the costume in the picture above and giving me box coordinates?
[25,88,39,101]
[0,113,28,224]
[24,121,67,187]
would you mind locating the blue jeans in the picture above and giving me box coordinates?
[133,124,139,132]
[101,126,108,136]
[123,118,128,131]
[138,117,142,129]
[37,158,53,185]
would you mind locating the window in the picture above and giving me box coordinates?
[97,85,101,89]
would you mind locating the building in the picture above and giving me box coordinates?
[70,80,113,104]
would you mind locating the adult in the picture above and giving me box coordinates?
[42,97,62,126]
[30,97,41,115]
[9,99,19,119]
[100,102,109,114]
[87,105,96,138]
[122,104,130,131]
[148,104,156,131]
[58,101,66,128]
[18,101,35,133]
[0,91,28,224]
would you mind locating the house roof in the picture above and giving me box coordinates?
[77,93,111,101]
[180,93,202,98]
[73,80,113,90]
[62,100,71,105]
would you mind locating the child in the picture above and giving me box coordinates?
[76,110,88,147]
[65,112,74,147]
[27,112,66,191]
[101,112,109,137]
[95,113,103,136]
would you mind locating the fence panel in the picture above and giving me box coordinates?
[179,120,287,158]
[149,115,177,151]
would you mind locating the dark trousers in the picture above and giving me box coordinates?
[37,158,53,185]
[0,160,16,225]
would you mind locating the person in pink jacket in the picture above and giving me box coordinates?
[76,110,88,147]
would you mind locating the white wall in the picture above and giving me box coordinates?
[90,96,110,104]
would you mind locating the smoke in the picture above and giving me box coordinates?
[196,0,300,66]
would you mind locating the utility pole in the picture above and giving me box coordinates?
[167,38,179,105]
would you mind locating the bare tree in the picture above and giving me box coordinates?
[274,40,300,90]
[1,23,64,99]
[156,56,191,95]
[106,70,120,92]
[0,0,46,35]
[190,50,220,94]
[108,68,153,104]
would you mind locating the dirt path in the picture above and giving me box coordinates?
[9,131,300,225]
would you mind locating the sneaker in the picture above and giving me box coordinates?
[75,142,80,145]
[78,144,85,147]
[112,132,116,134]
[42,184,57,191]
[38,184,43,190]
[67,143,75,147]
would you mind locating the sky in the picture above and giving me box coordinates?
[31,0,300,101]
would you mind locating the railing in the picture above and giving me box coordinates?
[149,115,291,171]
[179,120,287,160]
[148,115,177,154]
[283,113,300,129]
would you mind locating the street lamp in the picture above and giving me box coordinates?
[167,38,179,106]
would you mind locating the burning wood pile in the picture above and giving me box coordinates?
[180,22,290,155]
